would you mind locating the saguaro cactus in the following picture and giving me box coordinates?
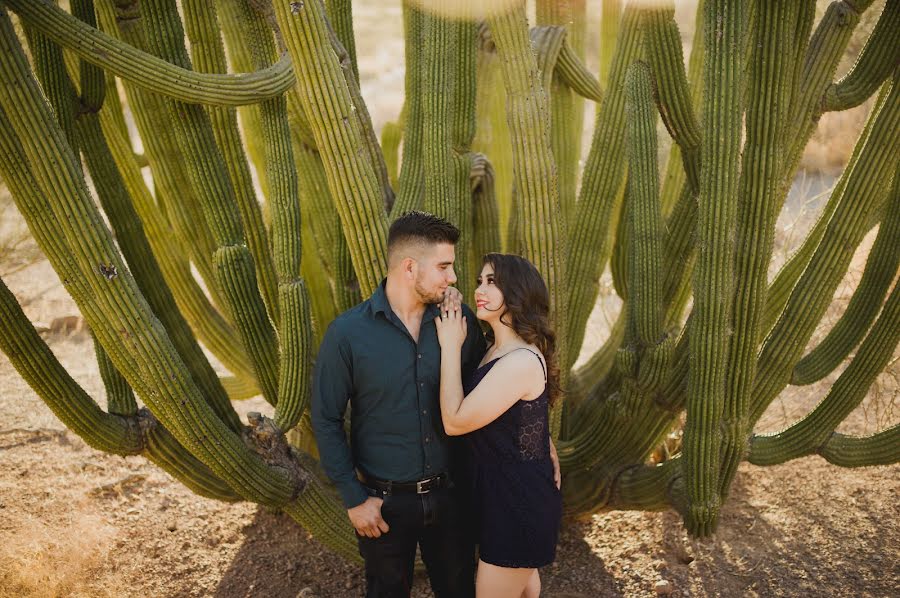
[0,0,897,556]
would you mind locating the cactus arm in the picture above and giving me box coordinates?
[71,0,106,116]
[96,55,129,146]
[555,39,603,103]
[570,312,627,404]
[683,0,747,537]
[0,8,299,506]
[824,0,900,112]
[381,119,403,190]
[20,28,80,150]
[94,1,227,314]
[560,181,694,468]
[453,18,479,293]
[818,425,900,467]
[792,173,900,385]
[537,0,586,223]
[607,457,683,512]
[263,71,315,433]
[718,0,796,499]
[0,106,241,503]
[623,62,664,351]
[273,279,314,431]
[759,73,886,336]
[658,0,704,217]
[217,0,271,201]
[487,2,568,420]
[141,420,241,501]
[325,20,396,213]
[786,1,817,119]
[392,1,425,217]
[780,0,871,191]
[98,19,221,282]
[197,0,313,430]
[93,332,138,416]
[23,13,244,429]
[272,0,388,296]
[421,12,476,295]
[599,0,621,87]
[749,282,900,466]
[325,0,359,82]
[292,141,354,314]
[643,3,701,194]
[1,274,241,502]
[140,0,281,405]
[751,73,900,423]
[182,0,280,327]
[4,0,294,107]
[79,118,246,427]
[470,153,501,268]
[94,86,257,385]
[565,6,641,364]
[283,475,359,561]
[0,277,142,455]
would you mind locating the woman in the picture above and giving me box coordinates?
[435,253,562,598]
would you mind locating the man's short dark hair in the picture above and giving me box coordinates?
[387,211,460,259]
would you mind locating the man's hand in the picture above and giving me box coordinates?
[550,439,561,490]
[348,496,390,538]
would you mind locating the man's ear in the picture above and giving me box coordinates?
[402,256,416,279]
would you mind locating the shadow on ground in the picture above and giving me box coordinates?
[214,507,618,598]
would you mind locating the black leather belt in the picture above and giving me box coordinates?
[361,473,449,495]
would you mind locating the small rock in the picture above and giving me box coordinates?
[297,588,316,598]
[344,579,354,589]
[652,559,667,571]
[654,579,674,595]
[166,520,177,532]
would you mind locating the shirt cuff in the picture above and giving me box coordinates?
[338,480,370,509]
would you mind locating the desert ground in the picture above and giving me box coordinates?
[1,1,898,597]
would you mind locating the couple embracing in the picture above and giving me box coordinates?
[312,211,562,597]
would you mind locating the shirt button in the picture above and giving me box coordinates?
[425,435,431,443]
[417,353,422,359]
[426,463,432,470]
[419,382,424,387]
[422,409,427,415]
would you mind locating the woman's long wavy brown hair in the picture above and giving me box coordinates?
[482,253,562,406]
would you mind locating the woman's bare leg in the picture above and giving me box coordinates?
[521,569,540,598]
[476,560,534,598]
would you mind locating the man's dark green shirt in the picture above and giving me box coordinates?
[311,280,487,509]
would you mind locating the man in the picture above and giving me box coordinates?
[312,211,486,597]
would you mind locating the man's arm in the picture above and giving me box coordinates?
[310,322,368,509]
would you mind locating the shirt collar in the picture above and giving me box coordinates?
[369,278,441,323]
[369,279,392,316]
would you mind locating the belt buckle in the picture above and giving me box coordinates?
[416,476,436,494]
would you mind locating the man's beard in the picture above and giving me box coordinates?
[414,278,444,304]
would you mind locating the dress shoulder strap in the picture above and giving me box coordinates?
[502,347,547,382]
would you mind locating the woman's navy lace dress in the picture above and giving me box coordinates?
[462,348,562,568]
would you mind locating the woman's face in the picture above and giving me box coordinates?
[474,263,505,322]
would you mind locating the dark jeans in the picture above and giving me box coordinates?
[356,484,476,598]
